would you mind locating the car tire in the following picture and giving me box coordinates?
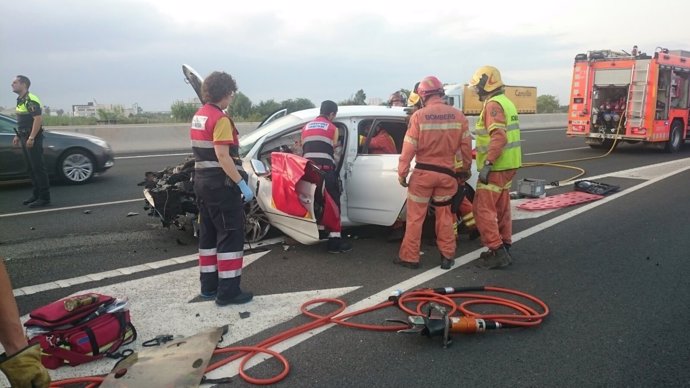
[244,199,271,243]
[58,148,95,184]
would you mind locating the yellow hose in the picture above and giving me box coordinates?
[522,107,626,185]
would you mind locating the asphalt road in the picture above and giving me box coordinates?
[2,127,690,387]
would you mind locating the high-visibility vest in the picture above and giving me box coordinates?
[15,92,42,132]
[190,104,241,180]
[301,116,337,170]
[475,93,521,171]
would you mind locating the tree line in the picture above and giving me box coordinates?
[170,89,378,122]
[2,91,566,126]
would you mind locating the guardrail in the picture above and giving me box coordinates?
[46,113,567,153]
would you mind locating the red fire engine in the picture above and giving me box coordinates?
[567,47,690,152]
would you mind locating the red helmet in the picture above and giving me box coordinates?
[417,76,444,98]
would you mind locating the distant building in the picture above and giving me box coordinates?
[367,97,383,105]
[72,102,97,117]
[72,101,140,118]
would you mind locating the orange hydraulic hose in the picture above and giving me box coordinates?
[48,286,549,387]
[396,286,549,327]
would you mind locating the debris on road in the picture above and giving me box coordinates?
[126,212,139,217]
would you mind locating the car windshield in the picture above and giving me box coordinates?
[239,114,303,157]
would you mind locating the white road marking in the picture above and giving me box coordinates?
[524,146,590,156]
[115,153,191,160]
[13,246,282,297]
[0,199,142,218]
[582,157,690,181]
[521,128,565,133]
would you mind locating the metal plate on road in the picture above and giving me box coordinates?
[101,326,224,388]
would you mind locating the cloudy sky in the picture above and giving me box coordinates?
[1,0,688,112]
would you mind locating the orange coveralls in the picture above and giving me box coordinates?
[369,128,397,154]
[473,101,516,250]
[398,96,472,263]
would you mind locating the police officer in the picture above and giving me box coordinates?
[396,76,472,269]
[301,100,352,254]
[190,71,254,305]
[469,66,522,269]
[12,75,50,207]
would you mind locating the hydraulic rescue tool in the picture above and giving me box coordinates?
[390,302,502,348]
[387,286,549,348]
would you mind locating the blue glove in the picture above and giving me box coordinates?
[237,180,254,203]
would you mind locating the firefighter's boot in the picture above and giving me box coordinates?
[476,245,511,269]
[440,255,455,270]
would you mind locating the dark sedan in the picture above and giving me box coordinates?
[0,114,114,184]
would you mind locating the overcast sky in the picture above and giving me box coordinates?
[1,0,688,112]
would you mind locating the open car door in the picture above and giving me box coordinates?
[254,153,333,245]
[345,118,408,226]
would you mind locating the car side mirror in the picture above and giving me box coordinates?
[251,159,269,176]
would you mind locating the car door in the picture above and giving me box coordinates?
[0,115,28,178]
[344,117,409,226]
[251,126,322,245]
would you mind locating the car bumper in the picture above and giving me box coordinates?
[95,149,115,173]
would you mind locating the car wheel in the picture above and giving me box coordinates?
[59,148,95,184]
[244,199,271,243]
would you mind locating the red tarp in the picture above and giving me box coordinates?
[271,153,309,217]
[270,153,340,232]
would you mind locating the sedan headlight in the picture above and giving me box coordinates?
[87,138,110,149]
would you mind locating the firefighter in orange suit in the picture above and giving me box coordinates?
[366,124,397,154]
[396,76,472,269]
[191,71,254,305]
[469,66,522,269]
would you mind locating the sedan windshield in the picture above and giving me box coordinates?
[239,114,302,157]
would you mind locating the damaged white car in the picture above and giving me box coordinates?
[142,65,476,245]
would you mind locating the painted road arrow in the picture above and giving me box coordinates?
[6,250,359,384]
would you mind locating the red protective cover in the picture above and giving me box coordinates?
[271,152,309,217]
[270,152,340,232]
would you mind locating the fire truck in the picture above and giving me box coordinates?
[566,47,690,152]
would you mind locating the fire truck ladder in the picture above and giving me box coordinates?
[627,59,651,127]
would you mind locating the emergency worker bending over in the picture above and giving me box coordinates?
[396,76,472,270]
[469,66,522,269]
[191,71,254,305]
[301,101,352,254]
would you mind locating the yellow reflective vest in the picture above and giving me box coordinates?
[16,92,42,131]
[475,93,521,171]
